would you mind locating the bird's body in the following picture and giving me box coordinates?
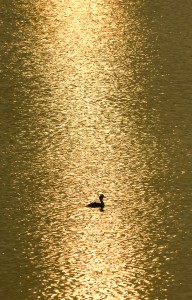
[87,194,105,210]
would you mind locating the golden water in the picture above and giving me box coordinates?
[0,0,192,299]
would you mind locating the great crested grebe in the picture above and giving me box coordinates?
[87,194,105,210]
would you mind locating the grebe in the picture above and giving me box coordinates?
[87,194,105,210]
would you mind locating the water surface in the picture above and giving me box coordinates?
[0,0,192,299]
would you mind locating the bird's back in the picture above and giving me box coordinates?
[87,202,101,208]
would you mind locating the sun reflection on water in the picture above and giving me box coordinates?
[26,1,170,298]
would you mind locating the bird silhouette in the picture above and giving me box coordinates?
[86,194,105,211]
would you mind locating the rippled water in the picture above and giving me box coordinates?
[0,0,192,299]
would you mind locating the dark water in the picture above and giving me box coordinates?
[0,1,192,299]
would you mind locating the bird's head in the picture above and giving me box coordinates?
[99,194,105,201]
